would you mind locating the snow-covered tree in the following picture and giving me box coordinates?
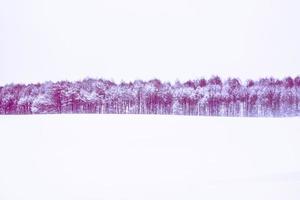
[0,76,299,116]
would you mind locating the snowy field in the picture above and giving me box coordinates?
[0,114,300,200]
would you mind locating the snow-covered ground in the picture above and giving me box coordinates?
[0,114,300,200]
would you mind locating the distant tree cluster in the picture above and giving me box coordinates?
[0,76,300,117]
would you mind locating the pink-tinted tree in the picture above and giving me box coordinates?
[1,84,23,114]
[207,76,222,116]
[294,76,300,112]
[1,76,299,117]
[17,84,39,114]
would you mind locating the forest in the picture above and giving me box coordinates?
[0,76,300,117]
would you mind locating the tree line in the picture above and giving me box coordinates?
[0,76,300,117]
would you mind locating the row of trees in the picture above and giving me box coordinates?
[0,76,300,117]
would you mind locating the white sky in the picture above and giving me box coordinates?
[0,0,299,85]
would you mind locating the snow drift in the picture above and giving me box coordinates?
[0,114,300,200]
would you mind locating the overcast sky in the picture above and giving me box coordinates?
[1,0,299,85]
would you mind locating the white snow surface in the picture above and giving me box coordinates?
[0,114,300,200]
